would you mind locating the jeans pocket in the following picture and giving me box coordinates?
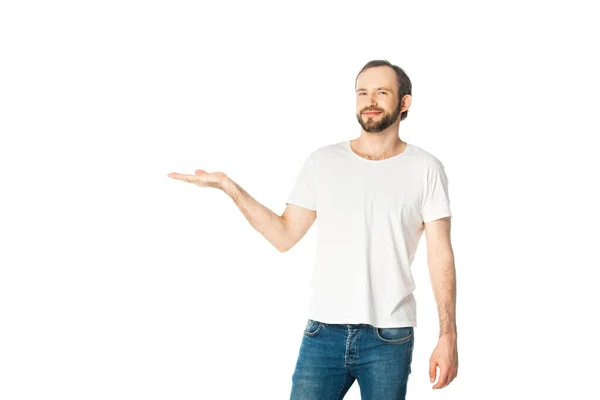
[303,319,324,337]
[374,326,413,344]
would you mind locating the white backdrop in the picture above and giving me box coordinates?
[1,1,599,399]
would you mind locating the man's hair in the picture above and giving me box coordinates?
[355,60,412,122]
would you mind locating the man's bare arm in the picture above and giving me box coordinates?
[222,179,316,252]
[424,216,459,389]
[167,169,316,252]
[424,216,457,338]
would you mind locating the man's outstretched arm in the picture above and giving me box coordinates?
[222,178,316,252]
[168,169,316,252]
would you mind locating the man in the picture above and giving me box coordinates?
[168,59,458,399]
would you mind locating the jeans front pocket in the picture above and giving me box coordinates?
[374,326,413,344]
[303,319,324,337]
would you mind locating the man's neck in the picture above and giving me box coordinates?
[352,130,406,160]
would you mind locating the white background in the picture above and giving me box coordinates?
[1,0,599,399]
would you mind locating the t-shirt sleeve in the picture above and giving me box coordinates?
[421,164,452,223]
[286,151,317,211]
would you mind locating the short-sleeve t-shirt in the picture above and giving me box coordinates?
[286,140,452,328]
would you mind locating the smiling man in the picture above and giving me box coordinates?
[168,59,458,399]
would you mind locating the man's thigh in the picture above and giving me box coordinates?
[351,326,414,400]
[290,320,356,400]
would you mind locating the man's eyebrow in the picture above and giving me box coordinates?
[356,87,393,92]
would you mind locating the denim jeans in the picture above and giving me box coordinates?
[290,319,414,400]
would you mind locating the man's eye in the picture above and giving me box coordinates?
[378,91,387,95]
[358,92,365,96]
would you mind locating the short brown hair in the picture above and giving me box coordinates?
[356,60,412,121]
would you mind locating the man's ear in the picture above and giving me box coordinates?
[401,94,412,112]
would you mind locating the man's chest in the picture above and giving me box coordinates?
[315,164,425,219]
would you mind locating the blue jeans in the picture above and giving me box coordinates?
[290,319,414,400]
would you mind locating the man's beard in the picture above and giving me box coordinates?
[356,102,401,133]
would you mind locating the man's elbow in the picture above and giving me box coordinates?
[277,243,294,252]
[276,238,297,253]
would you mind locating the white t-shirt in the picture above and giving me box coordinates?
[286,140,452,328]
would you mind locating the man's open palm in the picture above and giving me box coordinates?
[167,169,228,189]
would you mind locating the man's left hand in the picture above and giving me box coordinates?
[429,335,458,389]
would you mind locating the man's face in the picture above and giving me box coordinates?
[355,66,403,133]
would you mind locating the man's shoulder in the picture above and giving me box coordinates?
[314,140,347,154]
[305,140,348,160]
[406,143,447,170]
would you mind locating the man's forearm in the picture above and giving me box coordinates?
[428,251,457,338]
[221,178,290,252]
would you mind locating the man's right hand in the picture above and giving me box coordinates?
[167,169,229,190]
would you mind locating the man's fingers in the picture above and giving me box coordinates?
[168,171,208,181]
[429,361,437,383]
[168,172,218,188]
[168,173,197,183]
[432,365,450,389]
[168,172,187,180]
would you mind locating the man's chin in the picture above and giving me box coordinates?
[364,125,384,133]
